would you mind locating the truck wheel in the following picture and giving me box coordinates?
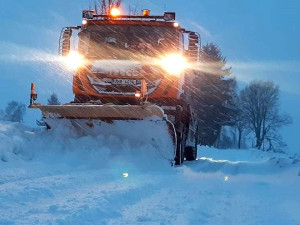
[175,132,185,165]
[185,146,197,161]
[174,142,182,165]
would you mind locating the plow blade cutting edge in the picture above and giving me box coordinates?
[30,103,177,162]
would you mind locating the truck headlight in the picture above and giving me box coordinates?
[63,51,84,70]
[160,54,187,75]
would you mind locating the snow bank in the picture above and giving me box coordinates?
[198,145,289,161]
[0,121,31,162]
[186,146,300,176]
[1,121,299,225]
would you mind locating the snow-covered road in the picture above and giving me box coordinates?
[0,122,299,225]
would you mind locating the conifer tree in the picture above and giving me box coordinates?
[47,93,61,105]
[192,43,237,146]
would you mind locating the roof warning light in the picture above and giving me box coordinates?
[142,9,150,16]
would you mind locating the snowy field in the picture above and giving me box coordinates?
[0,121,300,225]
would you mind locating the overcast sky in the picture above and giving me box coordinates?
[0,0,299,150]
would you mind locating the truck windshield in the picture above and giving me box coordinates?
[78,24,179,60]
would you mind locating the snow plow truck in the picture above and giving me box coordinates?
[29,9,200,165]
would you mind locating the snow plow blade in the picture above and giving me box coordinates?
[29,103,165,120]
[29,103,176,162]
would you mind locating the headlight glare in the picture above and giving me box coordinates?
[160,54,187,75]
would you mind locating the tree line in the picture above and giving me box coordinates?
[191,43,291,152]
[0,93,60,123]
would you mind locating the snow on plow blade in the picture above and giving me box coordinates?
[30,103,176,161]
[29,103,165,120]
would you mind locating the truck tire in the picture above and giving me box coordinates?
[175,132,185,165]
[185,125,198,161]
[185,146,197,161]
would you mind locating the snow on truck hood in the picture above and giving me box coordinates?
[92,60,143,76]
[91,60,162,76]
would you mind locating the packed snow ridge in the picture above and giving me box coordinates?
[0,121,299,225]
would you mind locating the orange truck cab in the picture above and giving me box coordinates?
[59,10,200,106]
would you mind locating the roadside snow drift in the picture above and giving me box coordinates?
[0,121,299,225]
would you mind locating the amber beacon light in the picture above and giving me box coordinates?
[142,9,150,16]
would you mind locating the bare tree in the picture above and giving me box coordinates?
[128,4,138,15]
[235,113,246,149]
[240,80,291,150]
[92,0,122,14]
[234,95,250,149]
